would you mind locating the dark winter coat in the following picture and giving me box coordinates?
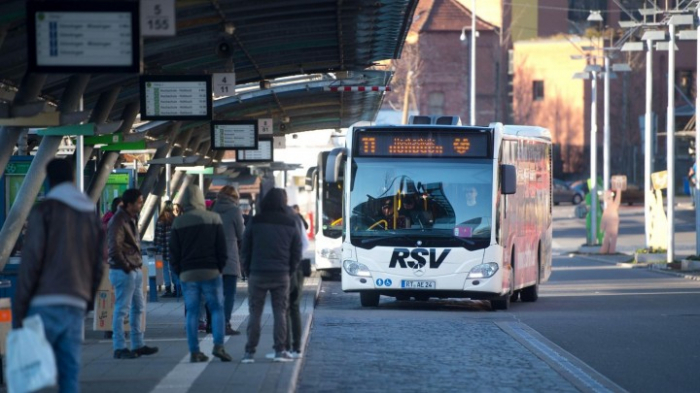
[241,189,302,277]
[170,185,227,277]
[211,194,244,276]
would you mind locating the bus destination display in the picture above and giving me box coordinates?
[140,76,212,120]
[27,2,140,73]
[236,139,273,162]
[356,131,489,158]
[211,121,258,150]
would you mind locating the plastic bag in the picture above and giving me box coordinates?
[6,314,57,393]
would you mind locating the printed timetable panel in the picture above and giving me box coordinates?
[211,121,258,150]
[236,139,273,162]
[27,1,140,73]
[140,76,213,121]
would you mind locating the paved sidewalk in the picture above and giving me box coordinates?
[73,273,321,393]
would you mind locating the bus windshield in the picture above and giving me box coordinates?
[349,158,493,248]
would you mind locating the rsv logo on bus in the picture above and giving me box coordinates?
[389,248,450,269]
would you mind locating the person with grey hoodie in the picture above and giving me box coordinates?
[170,184,232,362]
[14,158,104,393]
[211,185,244,335]
[240,188,302,364]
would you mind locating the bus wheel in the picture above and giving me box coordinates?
[491,265,514,311]
[521,253,540,302]
[360,292,380,307]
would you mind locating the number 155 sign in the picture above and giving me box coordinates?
[141,0,176,37]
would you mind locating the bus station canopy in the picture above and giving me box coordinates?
[0,0,416,135]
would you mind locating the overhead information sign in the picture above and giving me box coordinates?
[27,1,140,73]
[140,0,175,37]
[355,130,490,158]
[140,76,212,120]
[258,118,273,135]
[236,139,273,163]
[211,120,258,150]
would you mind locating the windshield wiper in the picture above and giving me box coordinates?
[360,234,415,245]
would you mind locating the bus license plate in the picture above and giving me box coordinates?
[401,280,435,289]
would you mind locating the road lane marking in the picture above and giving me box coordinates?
[149,298,249,393]
[497,322,626,393]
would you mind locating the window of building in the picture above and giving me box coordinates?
[428,92,444,115]
[678,70,696,101]
[532,80,544,101]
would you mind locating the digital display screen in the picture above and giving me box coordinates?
[236,139,273,162]
[355,130,490,158]
[140,76,212,120]
[211,121,258,150]
[27,1,140,73]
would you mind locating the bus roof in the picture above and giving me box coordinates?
[500,124,552,142]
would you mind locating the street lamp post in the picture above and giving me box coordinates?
[460,0,477,126]
[667,23,676,263]
[590,67,599,245]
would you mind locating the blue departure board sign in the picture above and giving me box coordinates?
[27,1,140,73]
[355,130,490,158]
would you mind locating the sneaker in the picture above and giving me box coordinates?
[212,345,232,362]
[273,351,295,362]
[133,345,159,356]
[241,352,255,364]
[190,352,209,363]
[198,322,207,333]
[288,351,303,359]
[161,291,174,298]
[225,324,241,336]
[114,349,139,359]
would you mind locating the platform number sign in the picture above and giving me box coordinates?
[258,118,273,135]
[141,0,175,37]
[214,73,236,97]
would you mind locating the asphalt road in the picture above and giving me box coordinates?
[297,204,700,392]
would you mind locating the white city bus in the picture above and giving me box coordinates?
[325,116,552,310]
[306,151,344,277]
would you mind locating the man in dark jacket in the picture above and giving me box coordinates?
[240,188,302,364]
[108,188,158,359]
[14,158,104,393]
[171,184,232,362]
[211,185,244,335]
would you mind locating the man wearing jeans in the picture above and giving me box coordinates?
[170,184,232,362]
[14,158,104,393]
[108,188,158,359]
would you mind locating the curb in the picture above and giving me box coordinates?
[286,273,323,393]
[575,254,700,280]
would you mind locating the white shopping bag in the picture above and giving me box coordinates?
[6,315,57,393]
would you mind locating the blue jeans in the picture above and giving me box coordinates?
[27,305,84,393]
[223,275,238,323]
[109,269,145,351]
[182,276,224,352]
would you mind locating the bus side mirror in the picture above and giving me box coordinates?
[324,147,346,183]
[501,164,516,195]
[305,166,317,191]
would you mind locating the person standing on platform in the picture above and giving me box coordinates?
[100,197,122,340]
[211,186,244,335]
[108,188,159,359]
[240,188,302,364]
[170,184,232,362]
[13,158,104,393]
[155,201,177,297]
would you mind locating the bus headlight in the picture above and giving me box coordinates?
[343,260,371,277]
[467,263,499,279]
[320,249,338,259]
